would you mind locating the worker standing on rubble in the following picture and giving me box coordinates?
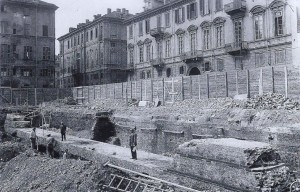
[30,128,37,149]
[60,121,67,141]
[46,134,55,158]
[129,128,137,160]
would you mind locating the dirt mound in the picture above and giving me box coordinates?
[0,151,111,192]
[0,141,26,162]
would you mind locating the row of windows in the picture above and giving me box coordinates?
[0,21,49,36]
[130,0,223,38]
[0,44,51,61]
[65,26,103,50]
[0,68,54,77]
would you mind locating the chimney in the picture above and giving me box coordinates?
[107,8,111,14]
[117,8,121,13]
[122,8,126,13]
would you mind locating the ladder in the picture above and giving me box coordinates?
[104,174,173,192]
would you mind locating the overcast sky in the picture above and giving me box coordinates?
[45,0,144,53]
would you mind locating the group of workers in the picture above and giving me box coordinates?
[29,122,139,160]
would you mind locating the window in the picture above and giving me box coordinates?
[90,30,93,40]
[275,50,285,64]
[178,35,184,55]
[139,46,144,63]
[146,44,151,61]
[165,39,171,58]
[255,53,265,67]
[13,28,16,34]
[200,0,210,15]
[215,0,223,12]
[0,44,10,60]
[24,46,33,60]
[234,19,243,44]
[111,42,116,47]
[95,27,98,38]
[179,66,185,74]
[71,38,73,47]
[145,19,150,34]
[190,32,196,53]
[216,59,224,71]
[129,25,133,39]
[235,56,243,70]
[187,2,197,20]
[157,15,162,28]
[1,21,8,34]
[40,69,52,77]
[204,62,211,71]
[0,68,8,76]
[74,36,76,46]
[43,47,50,60]
[42,25,48,37]
[175,7,185,24]
[203,28,210,50]
[275,10,284,36]
[147,70,151,79]
[86,31,89,41]
[139,22,143,36]
[129,48,134,64]
[22,69,32,77]
[216,25,223,47]
[157,69,162,77]
[1,5,6,12]
[140,71,145,79]
[67,40,70,49]
[165,12,170,27]
[254,14,264,40]
[166,68,172,77]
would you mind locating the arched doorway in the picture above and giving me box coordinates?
[91,116,116,142]
[189,67,200,76]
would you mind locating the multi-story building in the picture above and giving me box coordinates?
[125,0,300,80]
[58,8,132,88]
[0,0,58,88]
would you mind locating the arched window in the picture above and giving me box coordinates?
[166,68,172,77]
[189,67,200,76]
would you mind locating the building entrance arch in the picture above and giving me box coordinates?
[188,67,200,76]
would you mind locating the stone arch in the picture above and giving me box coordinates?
[188,67,201,76]
[137,40,144,46]
[175,28,185,35]
[200,21,211,28]
[144,38,152,44]
[128,43,134,49]
[250,5,266,14]
[163,32,172,39]
[269,0,285,9]
[212,17,226,25]
[187,24,198,32]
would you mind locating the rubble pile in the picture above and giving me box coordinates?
[243,93,300,110]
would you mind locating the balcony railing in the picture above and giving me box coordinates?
[181,50,203,63]
[150,27,165,38]
[225,41,249,55]
[150,58,165,67]
[224,0,247,16]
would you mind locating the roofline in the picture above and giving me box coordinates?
[57,16,126,41]
[3,0,58,10]
[123,0,194,24]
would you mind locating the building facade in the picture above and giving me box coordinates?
[125,0,300,81]
[58,8,132,88]
[0,0,58,88]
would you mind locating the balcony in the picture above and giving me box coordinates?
[181,50,203,63]
[150,27,165,39]
[225,41,249,55]
[224,0,247,17]
[150,58,165,68]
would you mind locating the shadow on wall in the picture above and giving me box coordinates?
[91,117,116,143]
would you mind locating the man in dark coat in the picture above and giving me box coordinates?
[129,128,137,160]
[60,121,67,141]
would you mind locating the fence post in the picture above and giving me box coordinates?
[150,79,153,102]
[93,85,96,100]
[271,67,275,93]
[225,72,228,97]
[284,66,288,97]
[162,78,165,105]
[125,83,128,105]
[189,76,192,99]
[140,80,143,101]
[259,68,263,95]
[121,82,124,99]
[207,74,210,98]
[246,70,250,98]
[236,71,239,95]
[130,81,133,99]
[198,75,201,100]
[181,76,184,101]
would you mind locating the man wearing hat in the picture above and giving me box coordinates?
[30,128,37,149]
[129,128,137,160]
[46,134,55,158]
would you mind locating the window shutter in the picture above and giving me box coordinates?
[199,0,204,15]
[182,7,185,22]
[187,4,191,20]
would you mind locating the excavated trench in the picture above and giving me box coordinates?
[92,116,116,143]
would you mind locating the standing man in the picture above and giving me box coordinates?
[60,121,67,141]
[129,128,137,160]
[30,128,37,149]
[46,134,55,158]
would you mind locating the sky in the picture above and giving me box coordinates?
[45,0,144,53]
